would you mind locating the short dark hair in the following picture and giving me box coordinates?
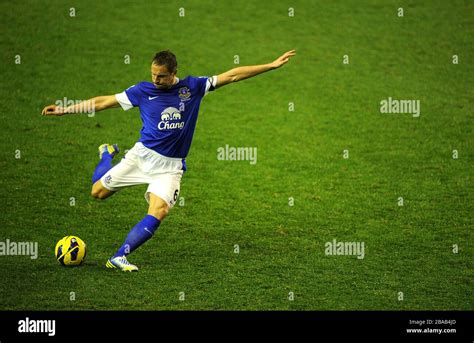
[152,50,177,74]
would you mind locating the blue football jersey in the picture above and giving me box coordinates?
[115,75,217,158]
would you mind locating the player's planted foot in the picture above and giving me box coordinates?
[98,144,120,159]
[106,255,138,272]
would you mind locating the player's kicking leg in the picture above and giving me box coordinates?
[106,193,170,272]
[90,144,119,200]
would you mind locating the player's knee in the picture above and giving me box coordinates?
[90,189,102,199]
[150,205,169,220]
[91,181,109,200]
[90,188,108,200]
[157,206,169,219]
[90,186,100,198]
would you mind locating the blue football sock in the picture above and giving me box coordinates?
[113,215,161,258]
[91,153,113,184]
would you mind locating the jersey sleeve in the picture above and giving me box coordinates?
[193,76,217,97]
[115,84,142,111]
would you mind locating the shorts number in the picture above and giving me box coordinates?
[173,189,179,202]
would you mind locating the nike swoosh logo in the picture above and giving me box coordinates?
[148,96,159,100]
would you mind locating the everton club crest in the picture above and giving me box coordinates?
[178,87,191,101]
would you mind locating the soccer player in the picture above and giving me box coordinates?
[41,49,296,271]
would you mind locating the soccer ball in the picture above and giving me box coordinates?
[55,236,87,266]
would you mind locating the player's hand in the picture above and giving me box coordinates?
[41,104,65,116]
[270,49,296,69]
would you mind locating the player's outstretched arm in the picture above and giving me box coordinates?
[215,49,296,89]
[41,95,120,116]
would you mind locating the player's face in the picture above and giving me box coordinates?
[151,63,176,89]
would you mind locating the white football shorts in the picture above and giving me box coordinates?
[100,142,184,208]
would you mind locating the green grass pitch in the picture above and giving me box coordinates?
[0,0,472,310]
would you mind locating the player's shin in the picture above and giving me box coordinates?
[113,214,161,258]
[92,144,119,184]
[91,155,113,184]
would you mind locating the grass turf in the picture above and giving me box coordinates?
[0,0,472,310]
